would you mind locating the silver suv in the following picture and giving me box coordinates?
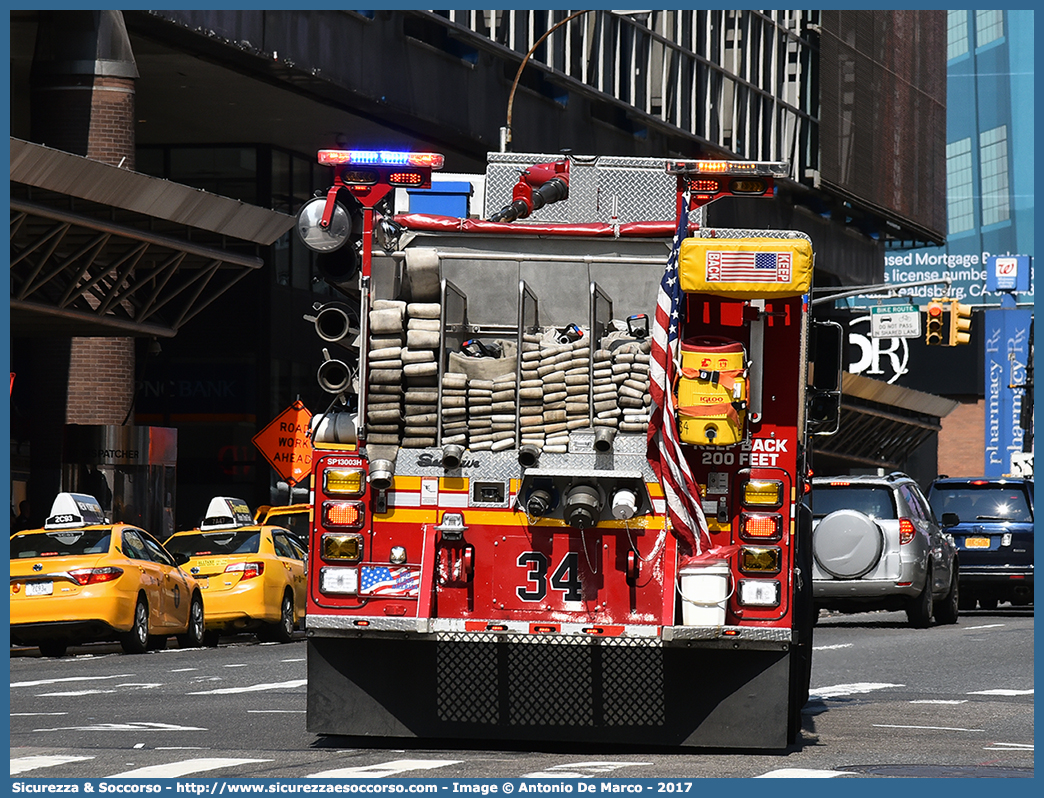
[810,473,959,627]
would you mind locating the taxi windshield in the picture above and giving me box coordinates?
[165,530,262,557]
[11,529,112,558]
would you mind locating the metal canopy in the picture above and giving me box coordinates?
[10,138,296,338]
[813,373,959,470]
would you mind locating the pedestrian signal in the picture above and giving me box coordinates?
[948,300,972,346]
[925,300,946,346]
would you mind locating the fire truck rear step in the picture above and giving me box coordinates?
[307,636,791,748]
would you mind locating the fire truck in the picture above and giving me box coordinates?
[295,149,840,748]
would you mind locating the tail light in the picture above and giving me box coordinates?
[739,512,783,542]
[899,519,916,545]
[225,562,264,580]
[68,567,124,585]
[323,501,365,529]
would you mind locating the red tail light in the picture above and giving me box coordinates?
[740,513,783,541]
[899,519,916,545]
[68,567,124,585]
[225,562,264,580]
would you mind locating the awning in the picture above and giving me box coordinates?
[813,372,959,470]
[10,137,296,338]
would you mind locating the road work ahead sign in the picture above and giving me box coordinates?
[253,400,313,485]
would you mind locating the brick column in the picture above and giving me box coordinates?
[24,12,141,513]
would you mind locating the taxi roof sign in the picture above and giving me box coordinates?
[44,493,107,529]
[201,497,254,530]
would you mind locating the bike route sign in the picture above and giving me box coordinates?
[869,304,921,339]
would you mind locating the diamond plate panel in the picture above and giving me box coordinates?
[436,640,500,723]
[485,153,677,225]
[700,227,812,243]
[602,644,666,725]
[507,640,594,726]
[392,437,657,485]
[431,633,668,727]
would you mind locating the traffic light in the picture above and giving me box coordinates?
[925,300,946,345]
[948,300,972,346]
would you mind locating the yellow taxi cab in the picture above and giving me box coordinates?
[259,503,311,550]
[9,493,205,657]
[164,497,307,645]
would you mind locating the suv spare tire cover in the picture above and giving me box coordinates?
[813,509,885,579]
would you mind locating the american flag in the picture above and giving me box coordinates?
[706,250,792,283]
[359,565,420,596]
[646,208,710,558]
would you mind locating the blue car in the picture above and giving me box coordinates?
[927,478,1033,610]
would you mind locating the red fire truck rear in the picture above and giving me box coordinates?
[295,149,839,748]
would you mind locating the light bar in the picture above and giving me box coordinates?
[318,149,445,169]
[666,159,789,178]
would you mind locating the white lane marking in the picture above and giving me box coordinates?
[910,700,968,704]
[106,757,271,778]
[964,624,1005,630]
[873,724,984,732]
[756,769,854,778]
[32,721,207,732]
[170,668,198,673]
[11,755,94,775]
[224,664,248,668]
[11,712,68,716]
[523,762,653,778]
[985,743,1033,751]
[156,747,209,750]
[969,688,1034,696]
[187,679,306,695]
[36,683,163,697]
[308,759,462,778]
[810,682,904,699]
[813,643,853,651]
[12,674,133,688]
[248,709,306,713]
[282,658,305,662]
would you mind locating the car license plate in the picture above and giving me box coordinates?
[26,581,53,596]
[964,537,991,549]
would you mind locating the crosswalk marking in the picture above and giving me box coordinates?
[308,759,462,778]
[107,758,272,778]
[37,683,163,697]
[11,674,133,688]
[31,721,207,733]
[911,699,968,704]
[187,679,307,695]
[874,724,984,732]
[756,768,853,778]
[11,755,94,775]
[809,682,903,699]
[523,762,652,778]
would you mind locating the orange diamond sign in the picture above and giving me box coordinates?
[252,400,313,485]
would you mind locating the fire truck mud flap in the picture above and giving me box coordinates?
[307,635,793,749]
